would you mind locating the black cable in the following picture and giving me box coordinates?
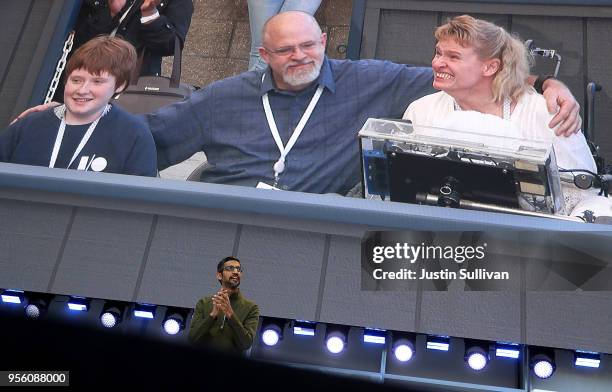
[558,168,610,197]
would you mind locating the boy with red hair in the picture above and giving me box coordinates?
[0,36,156,176]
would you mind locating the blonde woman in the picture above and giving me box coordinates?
[404,15,597,213]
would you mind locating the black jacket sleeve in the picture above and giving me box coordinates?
[73,0,194,76]
[139,0,194,54]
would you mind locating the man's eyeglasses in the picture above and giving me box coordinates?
[263,41,319,56]
[223,266,243,273]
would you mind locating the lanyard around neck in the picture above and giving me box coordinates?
[49,104,110,169]
[261,75,324,184]
[453,96,512,120]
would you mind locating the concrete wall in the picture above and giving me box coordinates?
[2,163,612,355]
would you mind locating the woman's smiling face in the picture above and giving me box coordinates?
[431,39,490,96]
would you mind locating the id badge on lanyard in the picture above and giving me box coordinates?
[261,74,324,188]
[49,104,110,169]
[256,182,281,190]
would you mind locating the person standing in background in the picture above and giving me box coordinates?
[74,0,194,76]
[51,0,194,102]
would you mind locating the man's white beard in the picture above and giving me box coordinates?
[283,62,321,87]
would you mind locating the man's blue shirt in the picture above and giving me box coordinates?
[147,57,434,194]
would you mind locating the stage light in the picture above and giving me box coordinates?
[363,328,386,345]
[262,326,281,346]
[393,341,415,362]
[262,328,280,346]
[163,308,187,335]
[326,335,345,354]
[67,296,89,312]
[531,350,556,379]
[1,290,24,304]
[533,359,554,379]
[394,344,414,362]
[68,303,87,311]
[24,295,52,320]
[495,342,521,359]
[259,318,284,346]
[391,332,416,362]
[163,318,181,335]
[426,336,450,351]
[100,302,123,328]
[100,311,119,328]
[325,325,349,355]
[465,340,490,371]
[467,349,489,371]
[292,320,316,336]
[574,351,600,368]
[25,304,41,319]
[133,304,156,319]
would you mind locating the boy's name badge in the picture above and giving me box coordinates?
[256,182,281,190]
